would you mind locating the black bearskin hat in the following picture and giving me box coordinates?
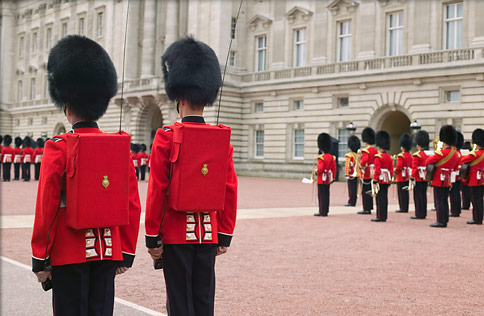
[22,136,32,148]
[415,130,429,148]
[399,133,412,151]
[317,133,332,153]
[3,135,12,146]
[14,137,22,148]
[472,128,484,147]
[0,135,3,144]
[36,138,45,148]
[348,135,361,153]
[140,144,147,152]
[439,125,456,146]
[376,131,391,151]
[162,36,222,106]
[132,143,141,154]
[47,35,117,121]
[361,127,376,145]
[455,131,464,150]
[462,141,472,151]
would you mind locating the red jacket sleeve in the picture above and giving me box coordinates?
[411,155,419,179]
[426,152,443,165]
[331,156,337,180]
[461,152,477,164]
[373,156,381,181]
[396,155,403,174]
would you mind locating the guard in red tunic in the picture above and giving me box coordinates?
[461,141,473,210]
[13,136,23,180]
[314,133,337,216]
[21,136,34,181]
[460,128,484,225]
[31,35,141,316]
[139,144,148,181]
[2,135,13,181]
[0,135,3,179]
[395,133,412,213]
[358,127,378,215]
[449,132,464,217]
[344,135,360,207]
[145,37,237,316]
[426,125,460,228]
[131,143,140,180]
[33,138,44,181]
[372,131,393,222]
[410,130,429,219]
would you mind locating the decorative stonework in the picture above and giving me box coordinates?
[248,15,272,31]
[327,0,359,16]
[285,6,313,24]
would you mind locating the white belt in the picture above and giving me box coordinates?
[418,166,425,179]
[322,170,333,182]
[3,154,12,163]
[379,168,391,182]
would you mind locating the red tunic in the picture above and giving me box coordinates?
[33,147,43,163]
[359,146,378,180]
[374,152,394,184]
[13,147,22,163]
[138,152,148,166]
[344,152,358,179]
[317,153,336,185]
[132,152,140,168]
[411,150,428,182]
[395,151,412,182]
[31,126,141,270]
[145,121,237,246]
[460,149,484,186]
[22,147,34,163]
[426,148,460,187]
[1,146,14,163]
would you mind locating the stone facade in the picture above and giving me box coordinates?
[1,0,484,179]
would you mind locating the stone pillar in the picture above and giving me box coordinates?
[126,1,140,80]
[165,0,179,48]
[141,0,156,78]
[471,0,484,47]
[409,0,431,53]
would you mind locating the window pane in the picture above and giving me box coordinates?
[456,20,462,48]
[338,129,349,158]
[456,3,463,18]
[397,29,403,54]
[447,4,454,19]
[398,13,403,27]
[447,21,455,49]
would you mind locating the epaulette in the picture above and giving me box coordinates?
[412,152,421,158]
[333,155,336,161]
[375,153,382,158]
[435,150,443,156]
[317,154,324,160]
[344,153,352,158]
[361,148,369,154]
[469,150,477,157]
[397,153,404,158]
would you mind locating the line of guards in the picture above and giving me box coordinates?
[0,135,44,182]
[313,125,484,228]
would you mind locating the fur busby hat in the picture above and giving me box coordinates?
[455,131,464,150]
[348,135,361,153]
[399,133,412,151]
[361,127,376,145]
[376,131,391,151]
[140,144,147,152]
[22,136,32,148]
[36,138,45,148]
[317,133,332,153]
[14,137,22,148]
[47,35,117,121]
[415,130,429,148]
[3,135,12,146]
[162,36,222,106]
[132,143,140,154]
[462,141,472,151]
[472,128,484,147]
[439,125,457,146]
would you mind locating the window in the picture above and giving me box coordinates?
[32,31,38,54]
[256,36,267,72]
[19,36,24,58]
[17,81,23,102]
[62,22,68,38]
[294,129,304,158]
[97,12,104,37]
[255,102,264,112]
[255,130,264,157]
[444,2,463,49]
[338,21,352,62]
[30,78,36,100]
[338,97,349,107]
[79,17,85,35]
[231,17,237,39]
[445,90,460,102]
[294,100,304,110]
[388,12,403,56]
[338,129,349,158]
[46,27,52,50]
[294,28,306,67]
[229,51,236,67]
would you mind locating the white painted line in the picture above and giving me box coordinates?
[0,256,167,316]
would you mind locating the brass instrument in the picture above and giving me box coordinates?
[366,180,380,197]
[350,150,361,178]
[403,178,415,191]
[310,154,318,184]
[434,137,443,152]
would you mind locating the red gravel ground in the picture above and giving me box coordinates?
[2,178,482,316]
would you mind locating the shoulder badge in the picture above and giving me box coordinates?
[412,152,421,158]
[362,148,369,154]
[397,153,404,158]
[435,150,443,156]
[470,150,477,157]
[344,153,352,158]
[333,155,336,161]
[317,154,324,160]
[375,153,382,158]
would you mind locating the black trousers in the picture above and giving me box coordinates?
[135,167,139,180]
[376,184,389,220]
[347,178,357,206]
[471,186,483,224]
[433,188,438,210]
[35,163,41,180]
[434,187,450,224]
[163,244,217,316]
[397,182,409,212]
[462,184,472,209]
[23,162,31,181]
[2,163,11,181]
[140,165,147,181]
[449,181,462,215]
[51,261,118,316]
[413,181,428,218]
[14,162,21,180]
[361,180,373,212]
[317,184,330,215]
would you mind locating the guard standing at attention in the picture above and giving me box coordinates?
[22,136,34,181]
[139,144,148,181]
[449,131,464,217]
[33,138,44,181]
[344,135,360,207]
[395,133,412,213]
[426,125,460,228]
[372,131,393,222]
[0,135,3,179]
[13,136,23,180]
[358,127,378,215]
[461,141,473,210]
[314,133,337,216]
[2,135,13,181]
[410,130,430,220]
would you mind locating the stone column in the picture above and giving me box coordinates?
[164,0,179,48]
[126,1,140,80]
[141,0,156,78]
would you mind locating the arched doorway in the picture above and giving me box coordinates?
[380,111,411,155]
[53,123,66,136]
[137,102,163,150]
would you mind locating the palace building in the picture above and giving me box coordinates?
[1,0,484,178]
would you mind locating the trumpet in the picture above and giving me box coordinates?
[310,154,318,183]
[403,178,415,191]
[350,151,360,178]
[366,180,380,197]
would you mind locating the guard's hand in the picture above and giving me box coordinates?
[216,246,227,256]
[148,245,163,260]
[35,270,51,283]
[116,266,129,275]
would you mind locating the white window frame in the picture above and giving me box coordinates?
[444,2,463,50]
[338,20,352,62]
[79,17,85,35]
[338,128,349,158]
[255,102,264,113]
[62,21,68,38]
[231,17,237,39]
[445,90,460,102]
[19,36,24,58]
[293,129,305,159]
[97,12,104,37]
[294,100,304,110]
[387,12,404,56]
[229,51,236,67]
[30,78,36,100]
[32,31,38,54]
[294,28,307,67]
[46,26,52,50]
[255,130,264,158]
[255,35,267,72]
